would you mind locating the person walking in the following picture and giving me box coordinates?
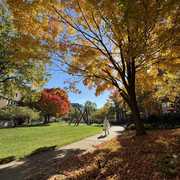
[103,117,110,136]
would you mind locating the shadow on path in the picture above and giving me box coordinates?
[97,135,106,139]
[0,126,125,180]
[0,147,85,180]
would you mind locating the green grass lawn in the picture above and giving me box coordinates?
[0,123,101,159]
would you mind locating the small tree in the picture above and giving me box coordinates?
[38,88,70,124]
[84,101,97,124]
[92,102,114,123]
[68,105,81,124]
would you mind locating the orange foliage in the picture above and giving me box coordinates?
[39,88,70,117]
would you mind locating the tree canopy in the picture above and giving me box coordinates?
[38,88,70,120]
[0,1,62,98]
[1,0,179,135]
[51,0,179,135]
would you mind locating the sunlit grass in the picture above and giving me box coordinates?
[0,122,101,159]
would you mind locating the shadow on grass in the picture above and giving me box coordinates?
[25,146,57,158]
[1,129,179,180]
[19,124,51,129]
[0,156,15,165]
[0,146,85,180]
[0,123,50,129]
[92,124,103,127]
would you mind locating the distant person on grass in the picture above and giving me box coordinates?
[103,117,110,136]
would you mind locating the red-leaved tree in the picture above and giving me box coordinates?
[39,88,70,123]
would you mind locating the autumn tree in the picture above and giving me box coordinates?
[0,1,62,97]
[91,107,108,123]
[92,101,115,123]
[53,0,179,135]
[38,88,70,124]
[110,91,129,123]
[136,58,180,115]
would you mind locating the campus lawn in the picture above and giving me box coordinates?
[0,122,102,159]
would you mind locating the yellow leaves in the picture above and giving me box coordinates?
[4,0,64,65]
[70,47,100,72]
[67,26,77,35]
[136,52,180,107]
[49,18,64,37]
[147,66,159,77]
[95,82,112,96]
[83,78,93,86]
[166,15,173,29]
[7,0,61,40]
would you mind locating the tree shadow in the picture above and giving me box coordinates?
[1,129,179,180]
[0,123,50,129]
[18,123,50,128]
[97,135,106,139]
[49,129,180,180]
[0,156,15,165]
[92,124,103,127]
[0,146,85,180]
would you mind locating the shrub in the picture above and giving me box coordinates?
[0,109,14,121]
[0,106,40,127]
[145,113,180,129]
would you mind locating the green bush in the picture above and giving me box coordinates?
[145,113,180,129]
[0,106,40,126]
[0,109,14,121]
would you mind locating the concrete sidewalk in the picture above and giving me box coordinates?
[62,126,124,152]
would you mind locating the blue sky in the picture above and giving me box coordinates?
[45,69,110,108]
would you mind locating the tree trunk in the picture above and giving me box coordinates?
[131,105,146,135]
[43,115,50,124]
[43,117,47,124]
[130,94,146,136]
[125,59,146,136]
[47,114,50,123]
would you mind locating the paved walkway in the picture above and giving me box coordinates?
[62,125,124,152]
[0,126,124,180]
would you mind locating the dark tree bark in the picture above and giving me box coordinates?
[130,98,146,135]
[121,89,146,135]
[43,114,50,124]
[125,60,146,135]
